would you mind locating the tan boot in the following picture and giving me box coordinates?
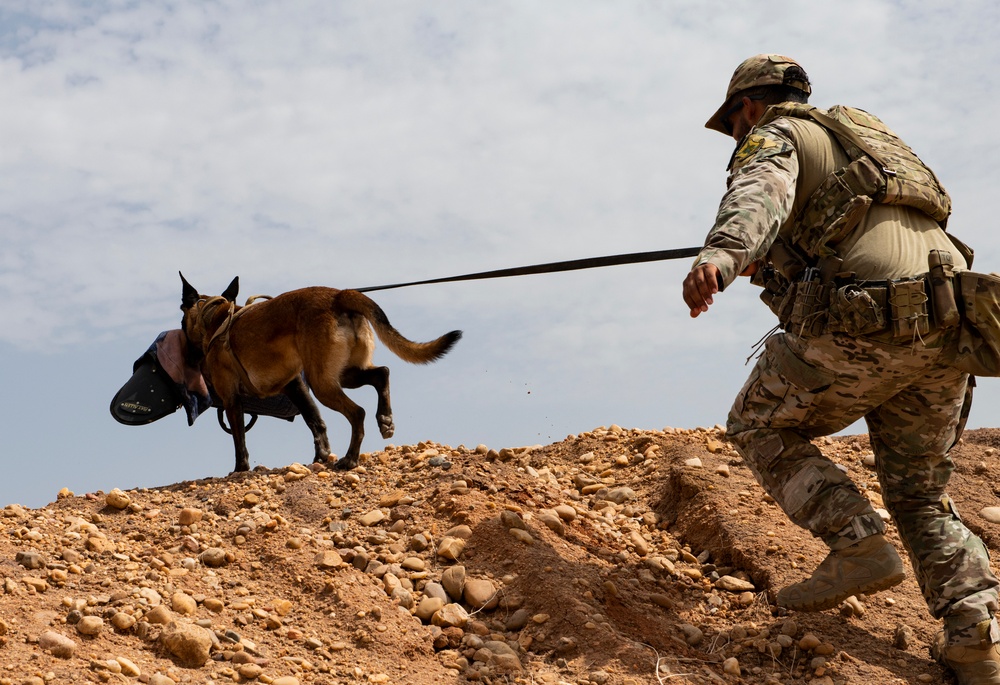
[776,534,905,612]
[933,631,1000,685]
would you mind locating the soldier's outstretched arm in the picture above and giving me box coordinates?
[683,263,722,318]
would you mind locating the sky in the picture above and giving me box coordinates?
[2,0,1000,509]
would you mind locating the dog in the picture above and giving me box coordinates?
[179,273,461,473]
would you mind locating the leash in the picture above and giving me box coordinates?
[351,246,702,293]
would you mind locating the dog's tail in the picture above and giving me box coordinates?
[336,290,462,364]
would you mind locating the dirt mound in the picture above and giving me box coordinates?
[1,426,998,684]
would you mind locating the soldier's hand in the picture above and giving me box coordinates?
[683,263,721,318]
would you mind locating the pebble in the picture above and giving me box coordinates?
[441,566,466,601]
[172,591,197,615]
[437,536,466,560]
[508,529,534,544]
[799,633,822,650]
[106,488,131,510]
[715,575,755,592]
[117,656,141,677]
[893,624,914,650]
[76,615,104,636]
[38,630,77,658]
[464,579,499,610]
[981,507,1000,524]
[178,507,203,525]
[315,550,344,569]
[722,656,741,676]
[198,547,228,567]
[678,624,703,646]
[361,509,385,526]
[160,622,214,667]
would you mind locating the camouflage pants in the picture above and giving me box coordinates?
[726,328,1000,646]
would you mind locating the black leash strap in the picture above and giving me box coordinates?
[352,246,702,293]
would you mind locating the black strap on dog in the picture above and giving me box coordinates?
[352,246,703,293]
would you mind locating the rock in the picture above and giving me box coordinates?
[683,457,703,468]
[360,509,385,526]
[508,529,534,544]
[111,612,136,631]
[198,547,228,567]
[423,581,450,603]
[506,608,530,631]
[499,510,526,530]
[271,677,301,685]
[160,621,214,667]
[401,556,425,571]
[722,657,741,676]
[178,508,203,525]
[437,537,466,560]
[145,605,174,625]
[117,657,141,677]
[315,550,343,569]
[445,524,473,539]
[981,507,1000,524]
[464,579,499,610]
[415,597,446,622]
[239,663,264,679]
[678,624,703,646]
[715,575,756,592]
[76,616,104,636]
[536,510,565,535]
[432,603,470,628]
[15,551,45,569]
[893,624,914,650]
[628,530,649,556]
[605,487,636,504]
[172,591,197,615]
[554,504,577,522]
[441,566,466,601]
[106,488,131,510]
[38,630,77,658]
[799,633,822,650]
[706,438,726,454]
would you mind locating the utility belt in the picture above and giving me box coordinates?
[776,270,934,339]
[767,250,1000,377]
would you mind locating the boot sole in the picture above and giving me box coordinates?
[777,570,906,612]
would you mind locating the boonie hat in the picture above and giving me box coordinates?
[705,54,811,134]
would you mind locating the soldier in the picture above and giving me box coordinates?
[683,54,1000,684]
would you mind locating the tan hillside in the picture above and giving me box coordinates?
[2,425,999,684]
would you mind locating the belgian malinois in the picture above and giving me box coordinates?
[179,273,461,472]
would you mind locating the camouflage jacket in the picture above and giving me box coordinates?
[694,119,799,290]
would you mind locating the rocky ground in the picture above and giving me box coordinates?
[2,425,1000,685]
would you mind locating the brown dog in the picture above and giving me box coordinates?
[179,273,461,472]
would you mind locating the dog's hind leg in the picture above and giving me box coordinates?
[225,398,251,473]
[310,383,366,470]
[341,366,394,439]
[282,376,331,464]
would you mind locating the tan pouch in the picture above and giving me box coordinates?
[793,156,882,257]
[954,271,1000,376]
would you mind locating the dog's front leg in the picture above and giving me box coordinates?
[225,399,251,472]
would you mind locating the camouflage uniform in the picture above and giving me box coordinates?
[696,55,1000,647]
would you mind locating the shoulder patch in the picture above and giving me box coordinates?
[730,133,790,170]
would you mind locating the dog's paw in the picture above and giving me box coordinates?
[377,414,395,439]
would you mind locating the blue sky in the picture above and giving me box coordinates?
[2,1,999,508]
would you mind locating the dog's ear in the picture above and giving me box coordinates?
[222,276,239,303]
[180,271,200,311]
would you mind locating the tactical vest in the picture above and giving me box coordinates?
[756,103,952,259]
